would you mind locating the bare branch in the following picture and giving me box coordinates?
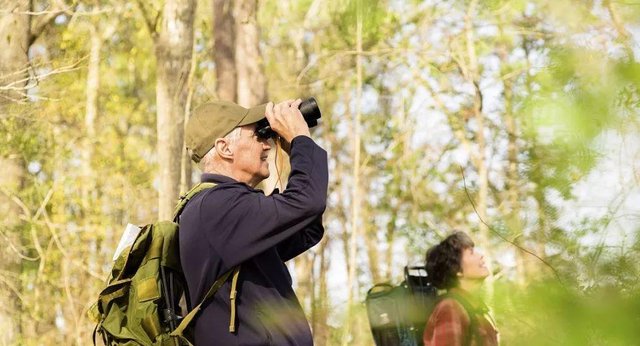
[603,0,635,60]
[604,0,632,40]
[1,7,110,17]
[0,91,29,104]
[37,198,70,262]
[414,65,479,168]
[459,166,564,283]
[62,261,81,343]
[0,58,85,91]
[134,0,160,37]
[29,0,78,45]
[30,224,45,271]
[296,47,436,85]
[0,273,25,303]
[0,230,40,261]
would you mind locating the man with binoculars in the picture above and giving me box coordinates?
[179,98,328,345]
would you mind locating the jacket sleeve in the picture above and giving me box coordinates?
[276,214,324,262]
[424,299,469,346]
[204,136,328,268]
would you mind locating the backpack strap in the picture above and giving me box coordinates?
[443,291,480,346]
[170,182,243,338]
[172,182,218,222]
[170,265,240,339]
[228,266,241,332]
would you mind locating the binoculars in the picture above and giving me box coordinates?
[255,97,321,139]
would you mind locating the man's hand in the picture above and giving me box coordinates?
[265,99,310,143]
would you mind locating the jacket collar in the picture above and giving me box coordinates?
[201,173,238,184]
[200,173,272,193]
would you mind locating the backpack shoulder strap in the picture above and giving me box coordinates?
[170,182,242,340]
[443,291,480,346]
[170,265,240,339]
[172,182,217,221]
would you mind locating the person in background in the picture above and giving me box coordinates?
[423,231,499,346]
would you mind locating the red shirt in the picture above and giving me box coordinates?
[423,289,499,346]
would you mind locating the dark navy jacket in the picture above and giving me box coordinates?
[179,136,328,345]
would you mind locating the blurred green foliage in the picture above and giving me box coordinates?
[495,280,640,345]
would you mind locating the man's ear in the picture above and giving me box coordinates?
[214,138,233,160]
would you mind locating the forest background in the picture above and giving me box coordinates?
[1,0,639,345]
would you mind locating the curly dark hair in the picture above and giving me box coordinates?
[425,231,475,290]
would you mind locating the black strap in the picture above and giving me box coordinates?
[92,323,99,346]
[442,291,481,346]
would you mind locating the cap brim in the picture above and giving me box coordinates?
[239,103,267,126]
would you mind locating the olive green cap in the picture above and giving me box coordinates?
[186,100,267,163]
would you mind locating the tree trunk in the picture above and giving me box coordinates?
[154,0,196,220]
[523,36,546,280]
[464,0,489,247]
[503,64,526,285]
[462,0,495,305]
[312,237,330,346]
[215,0,280,195]
[0,1,30,343]
[181,23,198,194]
[529,147,549,280]
[213,0,237,102]
[82,28,101,211]
[0,0,30,104]
[181,113,194,193]
[81,29,102,331]
[363,207,381,284]
[384,213,397,280]
[344,5,363,344]
[234,0,266,107]
[0,157,25,346]
[294,253,313,311]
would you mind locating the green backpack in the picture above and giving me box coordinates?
[89,183,241,346]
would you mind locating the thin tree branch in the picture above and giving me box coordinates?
[603,0,635,60]
[29,0,78,45]
[134,0,160,36]
[0,273,25,303]
[0,58,85,91]
[0,228,39,261]
[459,166,563,283]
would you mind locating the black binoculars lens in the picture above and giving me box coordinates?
[255,97,321,139]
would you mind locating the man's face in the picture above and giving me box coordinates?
[460,247,490,280]
[230,124,272,187]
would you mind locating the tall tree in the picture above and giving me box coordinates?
[212,0,265,106]
[137,0,197,219]
[213,0,237,102]
[461,0,489,249]
[0,0,30,104]
[234,0,266,106]
[0,2,33,343]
